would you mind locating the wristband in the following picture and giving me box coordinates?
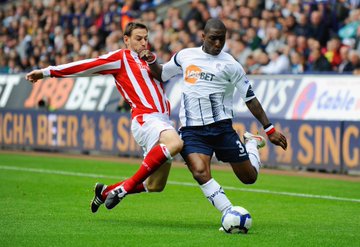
[42,68,51,78]
[147,53,157,65]
[264,123,275,136]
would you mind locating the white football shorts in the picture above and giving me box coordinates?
[131,112,175,156]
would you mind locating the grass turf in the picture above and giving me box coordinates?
[0,152,359,247]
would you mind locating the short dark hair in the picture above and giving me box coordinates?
[124,22,148,36]
[204,18,226,33]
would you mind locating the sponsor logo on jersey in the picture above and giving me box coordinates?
[185,65,215,84]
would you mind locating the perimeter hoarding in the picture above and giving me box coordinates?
[0,109,359,173]
[1,74,360,121]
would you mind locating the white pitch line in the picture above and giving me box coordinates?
[1,165,359,203]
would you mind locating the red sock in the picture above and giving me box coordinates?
[101,180,147,200]
[102,181,125,200]
[123,144,170,192]
[130,183,146,194]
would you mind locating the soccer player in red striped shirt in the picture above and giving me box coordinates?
[25,22,183,213]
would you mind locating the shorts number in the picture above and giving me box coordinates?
[236,140,246,157]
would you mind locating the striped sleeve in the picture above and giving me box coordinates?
[42,50,122,78]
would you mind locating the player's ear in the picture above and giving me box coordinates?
[124,35,130,47]
[201,32,205,42]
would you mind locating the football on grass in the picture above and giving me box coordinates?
[221,206,252,234]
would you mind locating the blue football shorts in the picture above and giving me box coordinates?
[179,119,249,163]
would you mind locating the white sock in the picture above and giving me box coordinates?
[200,178,232,214]
[245,140,261,173]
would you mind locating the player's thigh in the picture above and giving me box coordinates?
[230,160,257,184]
[159,129,183,156]
[146,161,172,191]
[131,113,175,155]
[214,128,248,163]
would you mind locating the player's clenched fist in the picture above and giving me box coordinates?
[139,50,157,64]
[25,70,44,83]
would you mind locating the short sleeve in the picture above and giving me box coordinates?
[232,65,255,102]
[161,52,183,81]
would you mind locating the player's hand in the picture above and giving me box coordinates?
[139,50,156,64]
[268,130,287,150]
[25,70,44,83]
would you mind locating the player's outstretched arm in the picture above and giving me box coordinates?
[25,70,44,83]
[245,97,287,150]
[139,50,163,82]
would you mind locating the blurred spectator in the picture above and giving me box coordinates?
[338,8,360,46]
[206,0,222,18]
[307,10,330,47]
[0,57,9,73]
[283,14,297,33]
[290,51,306,74]
[294,13,309,37]
[263,27,286,55]
[229,39,252,65]
[307,48,332,72]
[296,35,311,60]
[323,37,342,70]
[243,27,262,51]
[348,49,360,69]
[338,45,354,73]
[283,33,297,56]
[196,1,211,23]
[258,50,290,74]
[244,54,260,74]
[330,0,350,31]
[120,0,140,31]
[253,49,270,68]
[184,0,204,28]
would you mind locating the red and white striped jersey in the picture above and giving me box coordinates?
[42,49,170,118]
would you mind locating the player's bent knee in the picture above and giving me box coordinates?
[192,170,211,184]
[241,175,257,185]
[147,183,166,192]
[174,138,184,153]
[166,138,183,156]
[242,178,256,185]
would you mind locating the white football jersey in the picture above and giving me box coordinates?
[162,47,255,126]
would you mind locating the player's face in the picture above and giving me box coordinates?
[124,28,149,54]
[202,28,226,56]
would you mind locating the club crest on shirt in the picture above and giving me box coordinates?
[137,63,149,70]
[134,54,148,70]
[185,64,215,84]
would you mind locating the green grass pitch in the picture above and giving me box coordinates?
[0,152,359,247]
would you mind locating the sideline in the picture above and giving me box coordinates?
[0,164,359,203]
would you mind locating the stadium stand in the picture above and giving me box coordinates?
[0,0,360,75]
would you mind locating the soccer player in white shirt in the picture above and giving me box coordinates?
[25,22,183,212]
[141,19,287,219]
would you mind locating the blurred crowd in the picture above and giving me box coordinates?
[1,0,360,75]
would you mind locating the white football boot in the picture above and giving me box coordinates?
[243,131,266,149]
